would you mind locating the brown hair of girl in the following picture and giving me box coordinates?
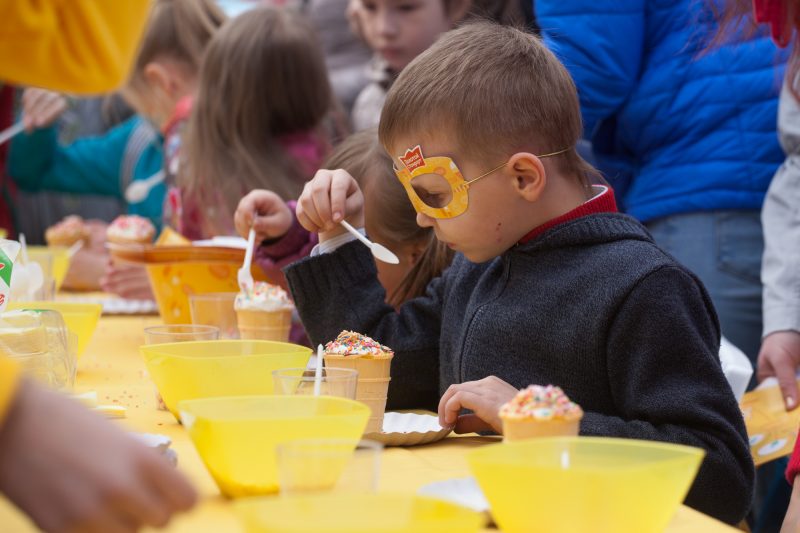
[128,0,226,92]
[181,7,333,235]
[325,130,455,308]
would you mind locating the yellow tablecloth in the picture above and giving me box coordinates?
[0,315,737,532]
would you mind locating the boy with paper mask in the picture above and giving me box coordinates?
[279,22,754,525]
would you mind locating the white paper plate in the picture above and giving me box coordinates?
[418,477,489,513]
[62,296,158,315]
[364,412,452,446]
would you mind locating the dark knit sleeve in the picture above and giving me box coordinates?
[284,240,444,410]
[582,265,754,525]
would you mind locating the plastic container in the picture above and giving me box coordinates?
[143,324,219,344]
[140,340,312,419]
[27,246,70,290]
[8,301,101,358]
[468,437,704,533]
[0,309,75,389]
[272,367,358,399]
[179,395,370,497]
[234,493,483,533]
[189,292,240,339]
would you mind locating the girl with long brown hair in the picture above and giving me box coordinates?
[235,129,454,308]
[179,6,333,239]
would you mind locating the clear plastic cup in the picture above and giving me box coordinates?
[272,367,358,399]
[143,324,219,344]
[189,292,240,339]
[0,310,74,390]
[276,438,382,496]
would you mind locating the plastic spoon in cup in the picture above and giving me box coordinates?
[237,226,256,294]
[66,240,83,258]
[0,122,24,146]
[339,220,399,264]
[313,344,324,396]
[124,170,165,204]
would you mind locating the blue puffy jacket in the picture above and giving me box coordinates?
[536,0,787,222]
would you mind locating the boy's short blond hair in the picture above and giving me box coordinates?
[379,21,594,181]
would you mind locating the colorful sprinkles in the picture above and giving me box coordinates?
[499,384,583,421]
[324,330,393,357]
[107,215,155,240]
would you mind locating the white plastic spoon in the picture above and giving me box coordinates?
[0,122,24,147]
[339,220,399,264]
[124,170,166,204]
[237,227,256,294]
[313,344,324,397]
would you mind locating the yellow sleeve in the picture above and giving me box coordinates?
[0,356,21,427]
[0,0,152,94]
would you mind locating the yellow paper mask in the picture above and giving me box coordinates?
[394,145,570,219]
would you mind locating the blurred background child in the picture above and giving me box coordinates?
[106,0,225,298]
[179,6,332,239]
[348,0,528,131]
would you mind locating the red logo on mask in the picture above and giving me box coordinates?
[400,145,426,172]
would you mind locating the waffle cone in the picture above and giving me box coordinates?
[323,352,393,379]
[365,416,385,434]
[236,308,292,341]
[502,416,581,442]
[325,352,393,433]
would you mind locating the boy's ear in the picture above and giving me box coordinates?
[143,62,172,96]
[507,152,546,202]
[447,0,472,24]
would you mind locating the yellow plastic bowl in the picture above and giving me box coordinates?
[140,340,312,419]
[28,246,70,290]
[8,301,101,358]
[468,437,704,533]
[235,493,484,533]
[145,262,269,324]
[179,395,370,497]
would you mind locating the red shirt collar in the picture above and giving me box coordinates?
[518,186,618,245]
[161,95,194,136]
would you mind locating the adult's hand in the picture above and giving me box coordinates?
[0,378,197,532]
[758,331,800,410]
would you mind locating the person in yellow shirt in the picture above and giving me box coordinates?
[0,2,197,531]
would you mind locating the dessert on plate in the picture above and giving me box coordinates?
[106,215,156,245]
[234,282,294,342]
[45,215,88,246]
[499,384,583,442]
[324,330,394,434]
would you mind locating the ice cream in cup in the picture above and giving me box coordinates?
[323,331,394,434]
[235,282,294,342]
[499,384,583,442]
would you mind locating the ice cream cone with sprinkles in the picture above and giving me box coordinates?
[499,385,583,442]
[323,330,394,433]
[235,282,294,341]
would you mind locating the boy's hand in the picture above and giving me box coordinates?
[21,89,68,132]
[235,190,292,244]
[0,379,196,532]
[296,169,364,242]
[758,331,800,410]
[438,376,519,435]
